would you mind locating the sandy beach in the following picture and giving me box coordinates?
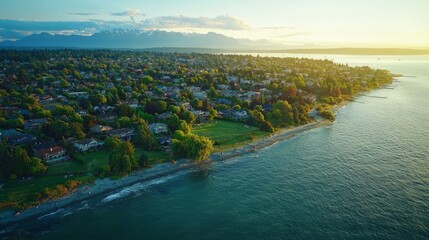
[0,104,346,231]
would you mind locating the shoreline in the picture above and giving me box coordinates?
[0,102,347,232]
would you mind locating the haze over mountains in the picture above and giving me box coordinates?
[0,29,285,50]
[1,29,428,55]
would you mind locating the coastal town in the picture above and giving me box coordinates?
[0,49,394,210]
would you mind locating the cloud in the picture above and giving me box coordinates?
[111,8,144,22]
[0,14,252,42]
[140,15,250,30]
[276,32,312,38]
[66,12,100,16]
[0,28,30,41]
[0,19,99,31]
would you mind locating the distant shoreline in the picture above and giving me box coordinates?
[258,48,429,56]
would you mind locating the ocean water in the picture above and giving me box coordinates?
[34,55,429,239]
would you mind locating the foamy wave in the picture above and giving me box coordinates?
[62,212,73,218]
[101,170,190,204]
[38,208,64,220]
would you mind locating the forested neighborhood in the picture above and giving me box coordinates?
[0,49,393,209]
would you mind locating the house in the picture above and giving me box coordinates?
[68,92,89,98]
[94,105,115,113]
[8,133,37,146]
[158,137,172,146]
[148,123,168,135]
[37,146,68,164]
[176,102,192,111]
[218,109,233,119]
[32,141,55,155]
[0,106,19,114]
[192,110,210,122]
[194,91,208,100]
[0,129,21,141]
[157,112,173,120]
[217,84,229,90]
[217,98,232,105]
[241,91,260,101]
[74,138,104,152]
[16,109,32,117]
[108,128,135,140]
[233,110,249,120]
[24,118,48,130]
[90,124,113,133]
[262,104,273,113]
[98,112,118,122]
[158,137,172,150]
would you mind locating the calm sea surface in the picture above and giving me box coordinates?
[36,54,429,239]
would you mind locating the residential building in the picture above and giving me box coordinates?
[148,123,168,134]
[108,128,135,140]
[90,124,113,133]
[192,110,210,122]
[74,138,104,152]
[37,146,67,164]
[233,110,249,120]
[24,118,48,130]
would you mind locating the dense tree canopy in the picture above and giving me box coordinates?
[171,131,213,161]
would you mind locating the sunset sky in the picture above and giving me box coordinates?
[1,0,428,48]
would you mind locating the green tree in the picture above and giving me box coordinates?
[208,86,218,98]
[13,147,46,178]
[134,122,157,151]
[89,93,107,106]
[155,100,167,113]
[105,136,122,150]
[109,140,137,176]
[51,120,71,140]
[268,100,294,127]
[191,99,203,110]
[177,120,191,134]
[260,120,275,133]
[208,108,218,121]
[28,157,47,175]
[172,131,213,161]
[183,111,196,125]
[138,151,150,167]
[0,141,14,178]
[70,122,86,140]
[115,116,132,128]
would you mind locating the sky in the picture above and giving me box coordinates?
[0,0,428,48]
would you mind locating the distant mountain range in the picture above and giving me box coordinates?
[0,29,285,50]
[1,30,428,55]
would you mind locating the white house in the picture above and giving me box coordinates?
[194,91,208,100]
[191,110,210,122]
[233,110,249,120]
[149,123,168,134]
[74,138,104,152]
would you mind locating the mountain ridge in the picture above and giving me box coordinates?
[0,29,285,50]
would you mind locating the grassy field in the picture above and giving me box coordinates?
[192,120,271,152]
[0,175,94,209]
[0,148,170,210]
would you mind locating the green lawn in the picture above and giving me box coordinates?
[0,148,170,210]
[0,175,94,208]
[192,120,271,152]
[48,148,170,175]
